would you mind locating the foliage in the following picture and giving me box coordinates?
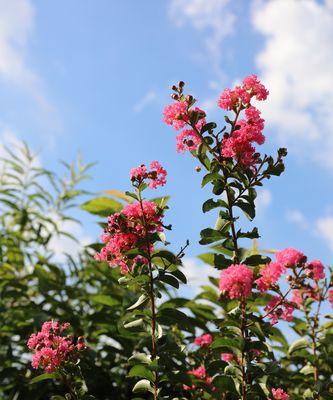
[0,75,332,400]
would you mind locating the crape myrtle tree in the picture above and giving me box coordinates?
[3,75,332,400]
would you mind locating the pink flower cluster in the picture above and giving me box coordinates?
[264,296,294,325]
[221,105,266,166]
[255,262,285,293]
[163,98,206,153]
[218,74,268,111]
[221,353,242,364]
[270,388,289,400]
[255,247,329,324]
[27,321,87,373]
[194,333,212,347]
[291,287,319,307]
[219,264,253,299]
[221,353,234,363]
[218,75,268,166]
[163,100,188,130]
[329,289,333,306]
[275,247,305,268]
[183,366,213,391]
[130,160,167,189]
[95,200,163,274]
[306,259,324,281]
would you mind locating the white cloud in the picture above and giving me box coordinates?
[0,0,53,113]
[0,129,22,157]
[316,216,333,253]
[168,0,235,81]
[182,257,219,295]
[286,209,309,230]
[133,90,157,113]
[256,189,272,211]
[252,0,333,169]
[48,217,92,262]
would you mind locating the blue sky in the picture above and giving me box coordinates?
[1,0,333,294]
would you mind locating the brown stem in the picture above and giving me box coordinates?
[302,282,329,396]
[137,190,158,399]
[61,374,78,400]
[240,299,247,400]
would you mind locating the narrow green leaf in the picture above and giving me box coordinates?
[30,373,59,384]
[81,197,122,216]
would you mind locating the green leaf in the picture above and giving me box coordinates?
[211,337,244,352]
[199,228,227,245]
[128,353,151,365]
[201,122,217,134]
[169,268,187,284]
[91,294,119,307]
[152,250,180,265]
[132,379,154,394]
[235,200,255,220]
[201,173,221,188]
[212,375,236,392]
[198,252,232,269]
[128,365,155,382]
[30,372,59,384]
[202,198,227,213]
[300,364,315,375]
[288,338,308,354]
[81,197,122,216]
[157,308,192,330]
[243,254,271,266]
[124,318,145,330]
[127,294,149,311]
[159,274,180,288]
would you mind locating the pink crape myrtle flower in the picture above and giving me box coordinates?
[255,262,285,292]
[275,247,305,268]
[27,321,87,373]
[130,161,167,189]
[291,286,319,307]
[306,259,325,281]
[250,348,262,358]
[95,200,163,273]
[149,161,167,189]
[129,164,147,181]
[194,333,212,347]
[190,366,207,379]
[163,100,188,130]
[176,129,202,153]
[221,353,241,364]
[183,366,213,391]
[328,289,333,306]
[221,132,256,166]
[219,264,253,299]
[217,88,240,110]
[221,353,234,363]
[264,296,294,325]
[221,106,266,166]
[270,388,289,400]
[217,75,268,166]
[217,74,268,111]
[242,74,269,101]
[291,289,302,307]
[163,93,206,153]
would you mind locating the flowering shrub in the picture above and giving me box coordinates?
[4,76,333,399]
